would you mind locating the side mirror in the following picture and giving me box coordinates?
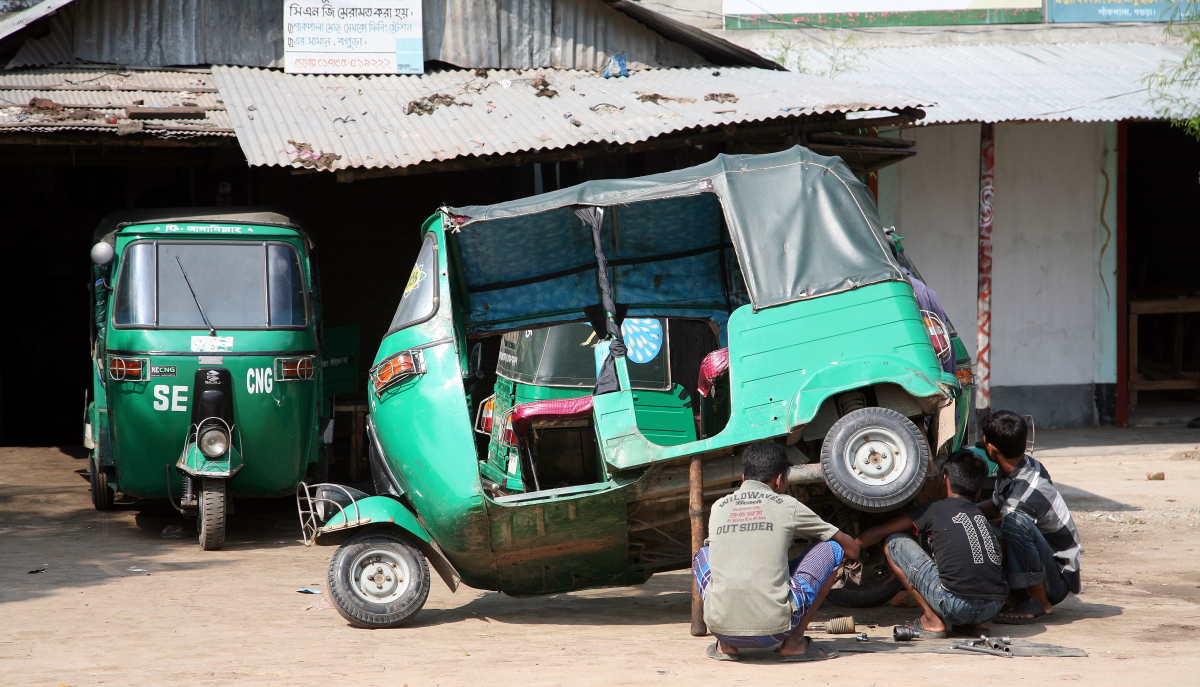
[469,342,483,379]
[91,242,114,265]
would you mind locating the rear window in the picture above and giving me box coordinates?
[388,233,439,333]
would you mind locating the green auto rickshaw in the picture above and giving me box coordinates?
[298,147,975,627]
[87,208,329,550]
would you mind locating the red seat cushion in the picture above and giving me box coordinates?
[508,395,595,440]
[697,348,730,398]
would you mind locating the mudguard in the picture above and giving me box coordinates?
[789,354,951,428]
[317,494,462,592]
[176,442,244,478]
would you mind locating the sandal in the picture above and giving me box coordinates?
[706,641,740,661]
[780,638,840,662]
[994,598,1051,625]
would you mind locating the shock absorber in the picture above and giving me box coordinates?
[837,391,867,416]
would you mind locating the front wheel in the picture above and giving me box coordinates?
[820,407,930,512]
[90,456,114,511]
[197,477,227,550]
[328,530,431,629]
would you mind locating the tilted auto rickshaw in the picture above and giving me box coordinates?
[87,208,329,550]
[298,147,975,627]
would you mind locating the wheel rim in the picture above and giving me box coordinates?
[349,548,412,605]
[843,426,909,487]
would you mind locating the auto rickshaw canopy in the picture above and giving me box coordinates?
[446,146,905,336]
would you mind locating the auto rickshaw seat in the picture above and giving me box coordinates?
[697,348,730,398]
[509,395,596,440]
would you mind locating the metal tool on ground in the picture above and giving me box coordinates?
[810,616,856,634]
[893,625,921,641]
[854,632,869,642]
[953,637,1013,657]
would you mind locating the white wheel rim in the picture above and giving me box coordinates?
[844,426,909,487]
[350,548,411,605]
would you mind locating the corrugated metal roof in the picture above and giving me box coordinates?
[212,65,924,171]
[836,42,1187,124]
[0,0,73,41]
[0,67,233,137]
[6,4,73,68]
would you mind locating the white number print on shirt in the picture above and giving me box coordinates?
[951,512,1003,565]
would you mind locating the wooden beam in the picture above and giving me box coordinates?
[689,453,707,638]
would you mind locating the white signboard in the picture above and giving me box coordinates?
[284,0,423,75]
[724,1,1039,11]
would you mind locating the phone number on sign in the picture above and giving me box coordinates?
[292,57,394,68]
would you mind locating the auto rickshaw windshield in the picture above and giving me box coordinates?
[114,240,306,328]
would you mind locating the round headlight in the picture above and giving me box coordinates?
[199,427,229,457]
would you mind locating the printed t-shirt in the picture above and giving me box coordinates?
[703,480,840,637]
[907,498,1008,601]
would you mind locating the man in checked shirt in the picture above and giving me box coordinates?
[977,410,1083,624]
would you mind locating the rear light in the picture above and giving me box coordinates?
[956,367,974,386]
[921,310,952,364]
[502,418,518,446]
[107,356,149,381]
[370,349,425,396]
[275,355,316,381]
[475,395,496,435]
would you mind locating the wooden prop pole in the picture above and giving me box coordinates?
[689,454,707,637]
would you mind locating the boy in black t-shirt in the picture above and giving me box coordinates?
[856,451,1008,637]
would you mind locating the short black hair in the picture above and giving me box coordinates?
[982,410,1027,460]
[742,441,789,483]
[944,450,987,497]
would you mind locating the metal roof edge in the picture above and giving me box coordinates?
[604,0,785,71]
[0,0,75,42]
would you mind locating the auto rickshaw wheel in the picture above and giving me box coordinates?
[820,407,929,512]
[328,529,431,629]
[89,457,114,511]
[197,477,227,551]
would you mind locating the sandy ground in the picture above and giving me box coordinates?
[2,428,1199,687]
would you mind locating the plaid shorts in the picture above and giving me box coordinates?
[693,540,844,648]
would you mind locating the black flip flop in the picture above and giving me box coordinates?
[706,641,740,661]
[993,598,1051,625]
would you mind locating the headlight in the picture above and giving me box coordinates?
[199,427,229,457]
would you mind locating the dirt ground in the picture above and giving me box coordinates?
[2,427,1199,687]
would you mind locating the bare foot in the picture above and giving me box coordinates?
[779,635,812,657]
[917,613,946,633]
[716,640,740,657]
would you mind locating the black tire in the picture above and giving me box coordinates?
[828,576,903,608]
[308,445,332,484]
[820,407,929,512]
[90,456,114,511]
[197,477,227,550]
[328,529,431,629]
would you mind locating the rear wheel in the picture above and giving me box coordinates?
[89,456,114,511]
[820,407,929,512]
[197,477,227,550]
[328,529,431,628]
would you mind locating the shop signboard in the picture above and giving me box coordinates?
[284,0,423,74]
[723,1,1044,28]
[1048,1,1178,23]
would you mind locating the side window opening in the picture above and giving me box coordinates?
[388,233,439,334]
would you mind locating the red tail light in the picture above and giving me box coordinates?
[475,396,496,435]
[107,356,149,381]
[502,419,518,446]
[370,350,424,396]
[922,310,952,364]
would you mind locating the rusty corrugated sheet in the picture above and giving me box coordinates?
[0,67,233,137]
[211,64,924,171]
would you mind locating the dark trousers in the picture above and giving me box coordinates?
[1001,511,1069,605]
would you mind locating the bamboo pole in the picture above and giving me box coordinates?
[689,453,707,637]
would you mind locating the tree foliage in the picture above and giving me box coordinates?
[1147,2,1200,140]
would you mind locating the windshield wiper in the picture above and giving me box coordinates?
[175,255,217,337]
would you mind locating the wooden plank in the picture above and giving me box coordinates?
[1129,379,1200,391]
[1129,298,1200,315]
[125,106,208,120]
